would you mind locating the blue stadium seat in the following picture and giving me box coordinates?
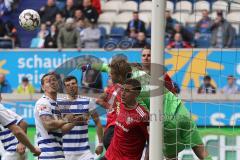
[110,27,125,36]
[110,27,125,42]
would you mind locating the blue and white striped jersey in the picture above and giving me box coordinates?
[0,106,23,152]
[57,97,95,155]
[34,95,64,160]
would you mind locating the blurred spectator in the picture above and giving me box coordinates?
[56,0,65,9]
[82,0,99,24]
[167,33,192,49]
[198,75,216,94]
[16,77,35,94]
[133,32,149,48]
[128,28,137,42]
[61,0,76,18]
[195,10,212,38]
[57,18,81,50]
[5,21,21,47]
[81,20,100,48]
[74,9,84,22]
[92,0,101,14]
[210,10,235,48]
[3,21,20,47]
[44,25,58,48]
[126,12,146,35]
[76,19,86,34]
[53,13,65,31]
[221,75,239,94]
[38,23,49,38]
[39,0,59,25]
[0,0,8,17]
[171,23,193,43]
[165,10,178,36]
[4,0,19,11]
[30,32,45,48]
[0,74,12,93]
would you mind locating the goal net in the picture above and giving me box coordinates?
[164,0,240,159]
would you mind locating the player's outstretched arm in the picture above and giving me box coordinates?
[91,110,104,155]
[7,124,41,156]
[96,93,110,109]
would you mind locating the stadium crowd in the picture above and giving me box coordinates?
[0,0,239,48]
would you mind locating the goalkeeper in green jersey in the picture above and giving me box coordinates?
[80,46,211,159]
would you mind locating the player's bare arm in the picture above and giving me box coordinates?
[7,124,41,156]
[16,120,28,154]
[91,110,104,155]
[40,114,68,132]
[61,114,87,134]
[96,92,110,109]
[41,114,82,134]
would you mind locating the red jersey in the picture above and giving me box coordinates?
[105,104,149,160]
[104,83,123,130]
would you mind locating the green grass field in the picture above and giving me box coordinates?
[26,127,240,160]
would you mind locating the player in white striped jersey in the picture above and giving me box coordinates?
[0,96,40,158]
[34,72,80,160]
[0,109,28,160]
[58,76,103,160]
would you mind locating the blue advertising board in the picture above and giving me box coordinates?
[2,100,240,127]
[0,50,141,90]
[185,101,240,127]
[165,49,240,89]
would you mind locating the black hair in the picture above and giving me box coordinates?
[63,76,78,85]
[22,77,29,82]
[143,44,151,50]
[41,72,58,85]
[125,79,141,92]
[204,75,211,81]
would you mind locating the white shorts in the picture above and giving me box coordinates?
[64,151,94,160]
[2,151,27,160]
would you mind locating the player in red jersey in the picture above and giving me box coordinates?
[96,58,132,149]
[102,79,149,160]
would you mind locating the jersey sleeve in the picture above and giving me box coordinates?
[0,104,17,127]
[88,99,96,112]
[35,100,52,117]
[7,109,23,124]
